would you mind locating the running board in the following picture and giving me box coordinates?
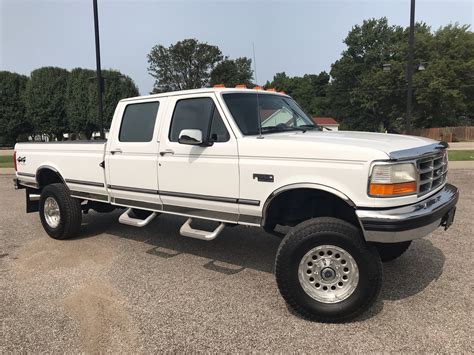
[179,218,226,241]
[119,208,157,227]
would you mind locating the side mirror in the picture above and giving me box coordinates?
[178,129,203,145]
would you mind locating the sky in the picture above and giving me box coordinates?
[1,0,473,95]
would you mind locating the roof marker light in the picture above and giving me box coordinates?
[213,84,225,88]
[235,84,247,88]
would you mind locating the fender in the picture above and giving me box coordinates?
[35,164,66,187]
[261,182,356,226]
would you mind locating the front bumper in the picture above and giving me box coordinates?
[356,183,459,243]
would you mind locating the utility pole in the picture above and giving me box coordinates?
[93,0,104,139]
[406,0,416,132]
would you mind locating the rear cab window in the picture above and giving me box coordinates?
[119,101,160,142]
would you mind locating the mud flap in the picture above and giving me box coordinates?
[26,187,40,213]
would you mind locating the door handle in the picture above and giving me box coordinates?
[159,149,174,156]
[110,148,123,155]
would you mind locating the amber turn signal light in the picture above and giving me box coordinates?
[369,181,417,196]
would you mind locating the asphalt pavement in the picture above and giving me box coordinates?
[0,171,473,352]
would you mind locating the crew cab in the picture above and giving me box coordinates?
[13,87,459,322]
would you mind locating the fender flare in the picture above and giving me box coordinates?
[35,165,66,187]
[261,183,356,226]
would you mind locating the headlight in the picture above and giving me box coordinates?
[369,163,417,197]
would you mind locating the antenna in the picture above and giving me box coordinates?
[253,42,263,139]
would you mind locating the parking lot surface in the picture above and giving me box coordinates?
[1,171,473,353]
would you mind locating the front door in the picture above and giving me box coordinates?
[157,93,240,222]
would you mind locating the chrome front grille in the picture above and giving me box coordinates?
[417,150,448,196]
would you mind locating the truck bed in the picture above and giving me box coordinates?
[15,141,108,202]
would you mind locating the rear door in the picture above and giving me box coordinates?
[157,93,240,222]
[105,98,163,210]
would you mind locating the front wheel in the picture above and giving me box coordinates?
[275,217,382,323]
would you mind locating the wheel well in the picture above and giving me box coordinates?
[36,168,64,188]
[264,188,360,229]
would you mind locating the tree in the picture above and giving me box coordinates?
[328,18,407,132]
[148,39,223,93]
[24,67,69,140]
[65,68,97,139]
[328,18,474,131]
[412,24,474,127]
[265,71,331,116]
[0,71,29,144]
[102,70,139,128]
[210,57,253,87]
[65,68,139,139]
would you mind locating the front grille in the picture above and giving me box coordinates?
[416,150,448,196]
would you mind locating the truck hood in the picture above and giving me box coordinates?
[240,130,440,161]
[284,130,436,153]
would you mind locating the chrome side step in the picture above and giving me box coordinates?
[119,208,157,227]
[179,218,226,241]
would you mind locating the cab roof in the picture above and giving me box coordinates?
[120,87,289,103]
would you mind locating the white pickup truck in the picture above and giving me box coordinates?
[13,87,458,322]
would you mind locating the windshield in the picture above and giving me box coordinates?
[222,93,319,135]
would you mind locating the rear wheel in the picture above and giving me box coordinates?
[275,217,382,323]
[39,183,82,239]
[374,241,412,262]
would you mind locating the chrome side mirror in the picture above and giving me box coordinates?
[178,129,203,145]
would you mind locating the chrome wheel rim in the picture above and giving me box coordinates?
[298,245,359,304]
[44,197,61,228]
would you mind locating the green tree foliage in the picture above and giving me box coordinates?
[413,24,474,127]
[65,68,97,139]
[24,67,69,140]
[148,39,223,93]
[0,71,29,144]
[102,70,139,128]
[65,68,139,139]
[328,18,406,131]
[265,71,331,116]
[210,57,253,87]
[328,18,474,131]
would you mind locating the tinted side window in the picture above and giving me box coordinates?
[169,98,229,142]
[119,101,159,142]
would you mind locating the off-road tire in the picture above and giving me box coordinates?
[39,183,82,240]
[275,217,383,323]
[374,241,412,262]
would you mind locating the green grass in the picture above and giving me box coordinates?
[0,155,13,168]
[448,150,474,161]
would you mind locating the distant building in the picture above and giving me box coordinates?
[312,117,340,131]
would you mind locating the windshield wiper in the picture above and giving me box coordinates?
[260,125,317,134]
[261,125,291,133]
[298,125,319,131]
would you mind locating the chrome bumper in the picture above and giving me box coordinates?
[356,184,459,243]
